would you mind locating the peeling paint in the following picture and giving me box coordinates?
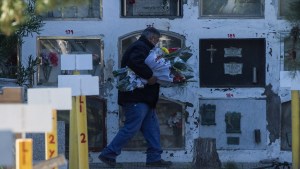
[269,48,273,56]
[214,88,234,92]
[262,84,281,144]
[185,102,193,107]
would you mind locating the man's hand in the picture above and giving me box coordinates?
[147,76,157,85]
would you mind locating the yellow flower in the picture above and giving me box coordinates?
[161,47,169,54]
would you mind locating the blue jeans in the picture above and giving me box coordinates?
[99,103,163,162]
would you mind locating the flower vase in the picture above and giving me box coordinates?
[42,66,52,82]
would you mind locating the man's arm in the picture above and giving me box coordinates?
[127,46,154,80]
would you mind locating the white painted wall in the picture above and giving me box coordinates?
[21,0,293,164]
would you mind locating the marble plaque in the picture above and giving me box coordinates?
[224,63,243,75]
[224,47,242,57]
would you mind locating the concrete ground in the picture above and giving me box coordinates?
[88,162,292,169]
[89,162,194,169]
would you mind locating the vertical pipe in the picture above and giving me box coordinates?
[291,90,300,169]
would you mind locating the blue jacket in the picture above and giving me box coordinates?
[118,35,160,108]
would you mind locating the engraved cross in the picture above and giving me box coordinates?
[206,45,217,63]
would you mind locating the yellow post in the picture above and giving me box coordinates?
[69,97,79,169]
[292,90,300,169]
[45,109,58,169]
[69,70,89,169]
[76,96,89,169]
[16,139,33,169]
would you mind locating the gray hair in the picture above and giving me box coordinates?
[141,27,161,39]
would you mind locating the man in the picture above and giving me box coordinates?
[98,27,172,167]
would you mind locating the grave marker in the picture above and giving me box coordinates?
[58,53,99,169]
[0,104,52,133]
[16,139,33,169]
[60,54,92,70]
[27,88,72,169]
[0,104,52,169]
[58,75,99,96]
[0,88,53,169]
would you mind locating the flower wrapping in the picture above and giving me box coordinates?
[114,46,194,91]
[145,47,173,83]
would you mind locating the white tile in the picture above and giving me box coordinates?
[28,88,72,110]
[76,54,93,70]
[0,104,52,133]
[61,54,76,70]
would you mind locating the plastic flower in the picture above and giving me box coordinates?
[41,52,58,67]
[40,51,59,82]
[161,47,169,54]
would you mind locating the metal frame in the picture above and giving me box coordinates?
[36,36,104,86]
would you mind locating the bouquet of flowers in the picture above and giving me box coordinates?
[40,51,59,82]
[113,46,194,91]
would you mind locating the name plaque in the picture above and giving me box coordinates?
[224,47,242,57]
[133,0,170,16]
[224,63,243,75]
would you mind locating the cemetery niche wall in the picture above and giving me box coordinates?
[37,37,104,86]
[121,0,182,18]
[200,38,266,87]
[199,99,267,150]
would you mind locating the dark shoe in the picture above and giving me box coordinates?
[146,159,172,167]
[98,155,116,167]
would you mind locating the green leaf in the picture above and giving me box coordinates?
[164,46,193,62]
